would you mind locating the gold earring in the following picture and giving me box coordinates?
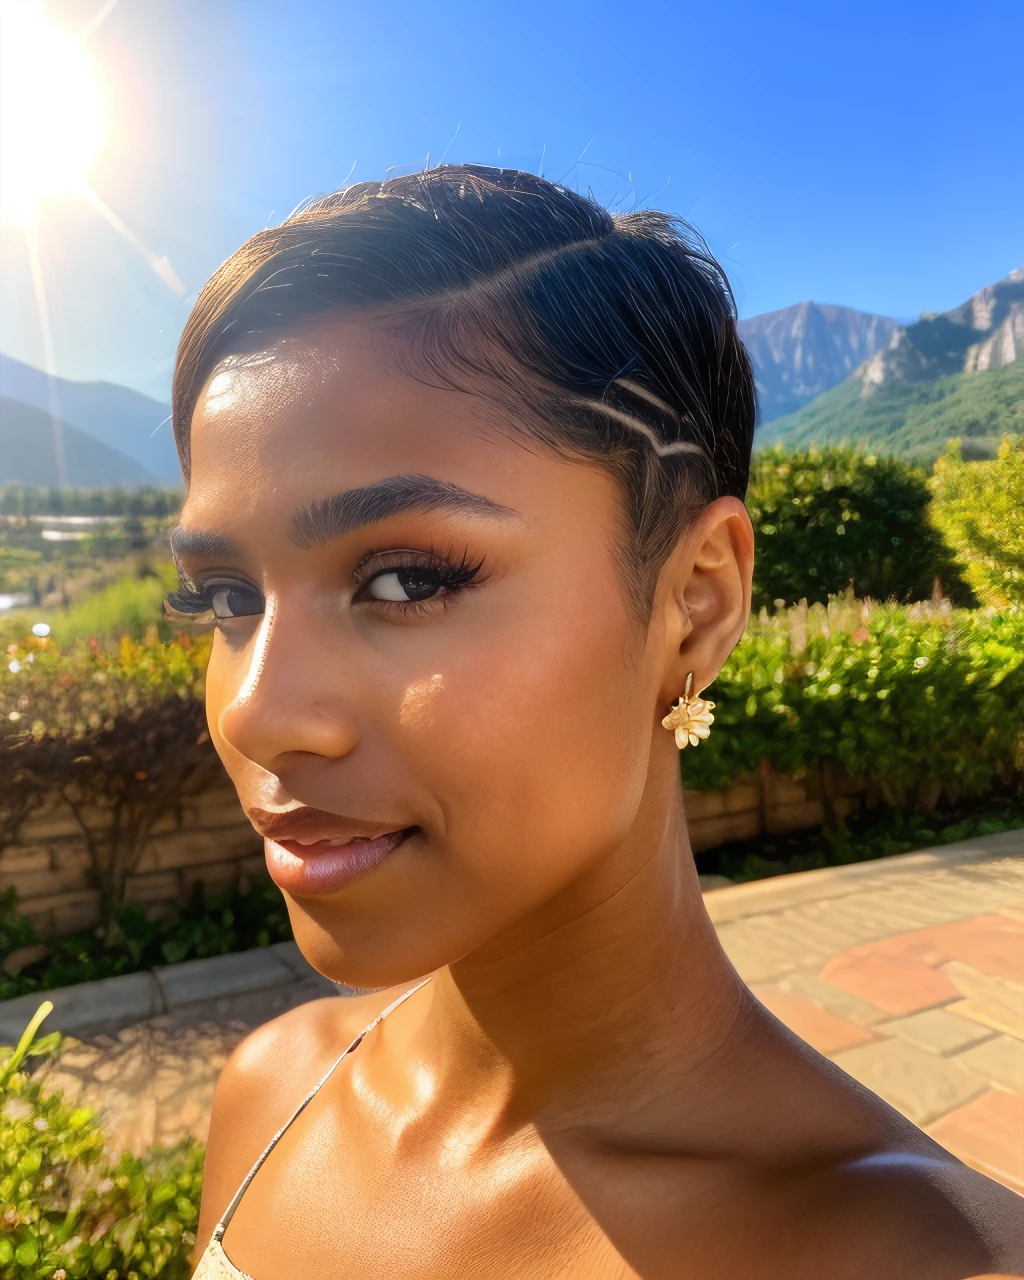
[662,673,715,750]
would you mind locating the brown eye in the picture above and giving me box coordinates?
[365,568,444,603]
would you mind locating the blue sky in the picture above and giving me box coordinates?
[1,0,1022,401]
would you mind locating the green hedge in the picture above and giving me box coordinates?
[930,435,1024,608]
[683,595,1024,803]
[747,445,967,607]
[0,1005,201,1279]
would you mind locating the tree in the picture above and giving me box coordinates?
[930,435,1024,607]
[747,445,968,608]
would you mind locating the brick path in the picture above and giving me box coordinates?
[31,830,1023,1191]
[705,828,1024,1192]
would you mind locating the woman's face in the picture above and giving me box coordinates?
[178,325,675,986]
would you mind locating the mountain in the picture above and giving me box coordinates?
[738,302,901,423]
[0,397,157,487]
[856,269,1023,389]
[0,354,179,482]
[758,272,1024,462]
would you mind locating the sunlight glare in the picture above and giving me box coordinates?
[0,3,105,222]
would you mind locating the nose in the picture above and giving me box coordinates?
[213,598,360,773]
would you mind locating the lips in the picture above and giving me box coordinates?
[265,831,412,895]
[248,807,415,896]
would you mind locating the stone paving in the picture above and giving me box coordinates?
[28,830,1024,1192]
[704,828,1024,1192]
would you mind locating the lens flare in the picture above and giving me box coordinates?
[0,3,104,222]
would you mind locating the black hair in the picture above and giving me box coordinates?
[172,165,755,616]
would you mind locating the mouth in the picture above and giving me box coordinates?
[265,829,416,896]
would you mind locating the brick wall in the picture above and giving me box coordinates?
[1,767,864,938]
[2,786,264,938]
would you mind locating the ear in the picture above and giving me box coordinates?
[655,496,753,706]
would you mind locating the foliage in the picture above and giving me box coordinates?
[40,565,180,646]
[0,486,181,518]
[747,446,966,607]
[930,435,1024,608]
[757,361,1024,464]
[0,1004,202,1279]
[697,793,1024,884]
[683,594,1024,805]
[0,630,220,925]
[0,878,293,1002]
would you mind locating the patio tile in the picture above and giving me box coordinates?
[818,950,959,1016]
[752,985,876,1055]
[831,1038,986,1126]
[908,913,1024,982]
[926,1090,1024,1193]
[776,970,890,1027]
[942,961,1024,1041]
[884,1008,997,1057]
[959,1035,1024,1093]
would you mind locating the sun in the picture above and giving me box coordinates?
[0,3,105,223]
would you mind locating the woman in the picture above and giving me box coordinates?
[172,167,1022,1279]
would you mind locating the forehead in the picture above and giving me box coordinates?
[183,323,614,528]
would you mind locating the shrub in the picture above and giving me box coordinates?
[747,445,966,607]
[0,1004,202,1279]
[0,631,221,927]
[683,595,1024,806]
[0,878,293,1002]
[930,435,1024,607]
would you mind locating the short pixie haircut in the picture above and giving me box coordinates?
[173,165,755,616]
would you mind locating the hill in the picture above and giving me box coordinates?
[0,353,178,482]
[737,302,900,423]
[759,272,1023,460]
[756,362,1024,462]
[0,397,157,487]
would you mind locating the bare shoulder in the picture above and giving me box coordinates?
[193,985,408,1258]
[792,1147,1024,1279]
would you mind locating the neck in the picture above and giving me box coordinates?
[410,773,751,1128]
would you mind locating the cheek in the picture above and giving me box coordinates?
[401,578,653,894]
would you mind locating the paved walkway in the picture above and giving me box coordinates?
[705,828,1024,1192]
[31,830,1023,1191]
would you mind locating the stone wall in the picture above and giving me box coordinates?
[1,768,865,938]
[2,785,264,938]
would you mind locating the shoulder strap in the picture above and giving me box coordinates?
[214,976,432,1241]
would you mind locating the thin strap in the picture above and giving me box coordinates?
[213,976,432,1241]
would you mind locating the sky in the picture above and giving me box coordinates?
[1,0,1022,403]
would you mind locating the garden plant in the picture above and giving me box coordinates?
[0,1002,202,1279]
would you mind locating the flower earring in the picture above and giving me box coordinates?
[662,673,715,750]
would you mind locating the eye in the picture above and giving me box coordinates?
[364,568,446,603]
[204,582,264,619]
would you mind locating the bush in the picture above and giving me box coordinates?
[0,1004,202,1279]
[747,445,966,607]
[40,565,180,646]
[0,879,293,1002]
[930,435,1024,607]
[1,631,221,926]
[683,594,1024,806]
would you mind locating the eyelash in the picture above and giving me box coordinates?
[352,547,484,610]
[163,548,484,621]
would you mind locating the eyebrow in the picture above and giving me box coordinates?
[168,527,241,562]
[289,473,518,548]
[167,475,518,563]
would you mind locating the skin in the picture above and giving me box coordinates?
[181,324,1024,1280]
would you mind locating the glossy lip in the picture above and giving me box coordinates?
[264,829,413,895]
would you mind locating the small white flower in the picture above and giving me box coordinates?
[7,659,20,673]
